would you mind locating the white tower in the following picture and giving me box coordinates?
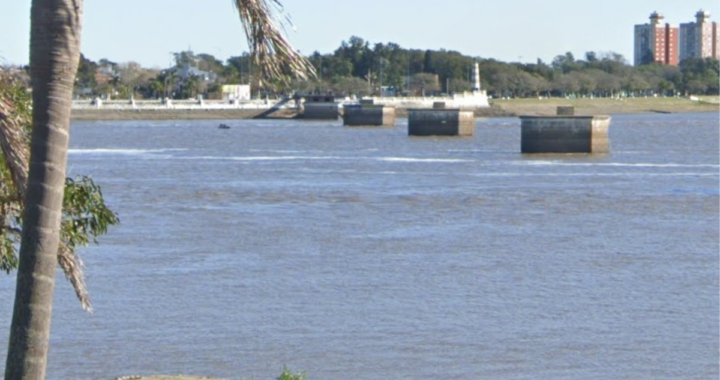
[471,61,481,92]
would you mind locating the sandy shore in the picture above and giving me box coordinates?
[70,97,719,121]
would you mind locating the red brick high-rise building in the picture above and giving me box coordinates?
[634,12,679,66]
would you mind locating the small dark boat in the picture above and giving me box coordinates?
[218,123,230,129]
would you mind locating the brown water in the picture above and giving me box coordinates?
[1,113,718,380]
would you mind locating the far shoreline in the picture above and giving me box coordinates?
[70,97,719,121]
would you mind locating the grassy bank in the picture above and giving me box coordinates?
[70,97,719,121]
[487,96,719,116]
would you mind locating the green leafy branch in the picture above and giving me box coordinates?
[0,68,119,311]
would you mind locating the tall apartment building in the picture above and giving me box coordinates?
[679,10,720,61]
[634,12,679,66]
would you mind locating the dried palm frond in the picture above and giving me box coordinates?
[58,242,92,311]
[233,0,316,85]
[0,68,92,311]
[0,70,31,198]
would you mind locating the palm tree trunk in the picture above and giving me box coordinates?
[4,1,83,379]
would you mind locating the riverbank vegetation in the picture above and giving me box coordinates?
[3,37,718,102]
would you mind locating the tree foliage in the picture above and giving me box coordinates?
[71,38,719,100]
[0,68,119,309]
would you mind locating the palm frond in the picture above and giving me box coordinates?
[0,69,31,198]
[58,243,92,311]
[233,0,316,85]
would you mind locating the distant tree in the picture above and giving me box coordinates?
[429,50,473,92]
[679,58,719,94]
[376,57,390,88]
[657,79,675,96]
[636,63,682,95]
[325,56,353,79]
[74,54,97,96]
[583,73,599,96]
[334,36,372,78]
[173,50,197,68]
[98,58,118,70]
[408,49,426,74]
[409,72,440,96]
[587,69,621,97]
[554,73,581,97]
[180,75,201,98]
[116,62,156,99]
[143,76,166,99]
[622,74,651,96]
[589,51,630,76]
[523,60,556,82]
[65,37,720,102]
[331,76,372,97]
[196,53,224,74]
[552,52,579,73]
[423,50,435,73]
[448,78,472,93]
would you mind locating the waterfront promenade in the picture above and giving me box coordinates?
[70,96,719,120]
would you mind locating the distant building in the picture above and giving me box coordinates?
[634,12,679,66]
[679,10,720,61]
[176,64,216,83]
[221,84,251,101]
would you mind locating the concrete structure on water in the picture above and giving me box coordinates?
[301,95,340,120]
[556,106,575,116]
[343,100,396,127]
[520,109,611,153]
[407,107,475,136]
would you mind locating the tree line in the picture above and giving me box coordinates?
[7,35,719,100]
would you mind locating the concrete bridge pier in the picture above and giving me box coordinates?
[520,115,611,153]
[301,95,340,120]
[408,108,475,136]
[343,105,396,127]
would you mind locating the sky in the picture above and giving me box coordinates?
[1,0,719,68]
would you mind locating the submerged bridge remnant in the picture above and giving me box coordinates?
[300,95,340,120]
[520,107,611,153]
[343,99,396,127]
[407,106,475,136]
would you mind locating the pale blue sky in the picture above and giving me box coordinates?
[1,0,719,68]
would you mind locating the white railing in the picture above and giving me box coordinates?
[72,98,289,110]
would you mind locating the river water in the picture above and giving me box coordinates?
[0,112,718,380]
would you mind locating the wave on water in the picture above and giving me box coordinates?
[469,172,719,177]
[376,157,473,163]
[182,155,473,163]
[69,148,187,156]
[189,155,346,161]
[248,149,326,154]
[516,160,719,169]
